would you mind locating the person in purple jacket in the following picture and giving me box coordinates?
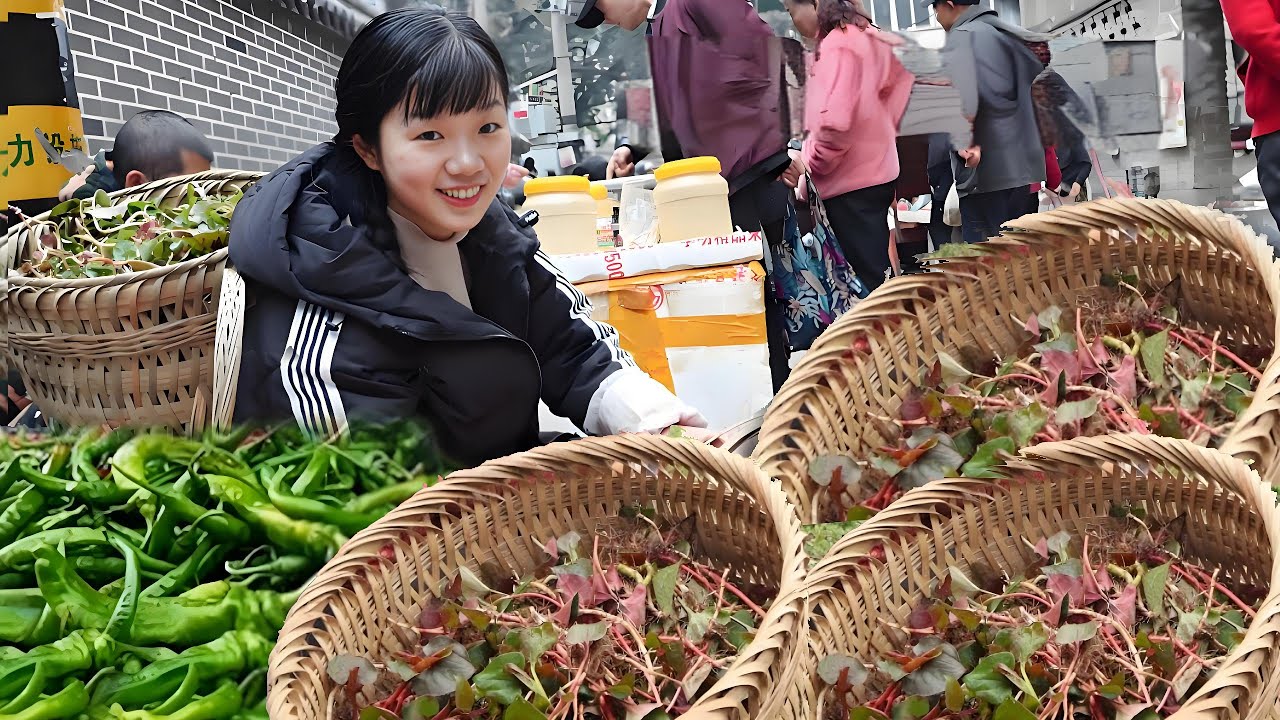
[576,0,801,391]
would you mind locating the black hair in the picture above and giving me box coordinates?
[334,6,510,152]
[110,110,213,186]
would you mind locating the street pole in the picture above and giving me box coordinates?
[1183,0,1234,201]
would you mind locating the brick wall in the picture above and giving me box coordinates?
[63,0,348,173]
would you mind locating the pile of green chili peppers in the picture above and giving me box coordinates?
[0,421,445,719]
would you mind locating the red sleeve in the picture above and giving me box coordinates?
[1222,0,1280,74]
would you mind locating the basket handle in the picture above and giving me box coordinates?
[212,265,246,433]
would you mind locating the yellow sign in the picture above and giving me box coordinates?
[0,1,63,22]
[0,105,84,205]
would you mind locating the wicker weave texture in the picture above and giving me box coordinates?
[267,435,807,720]
[0,171,261,430]
[754,199,1280,524]
[775,434,1280,720]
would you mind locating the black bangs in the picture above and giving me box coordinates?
[334,8,510,148]
[401,34,509,122]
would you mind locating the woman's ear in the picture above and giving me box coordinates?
[352,134,381,172]
[123,169,149,188]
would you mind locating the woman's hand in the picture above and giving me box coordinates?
[781,152,806,189]
[503,163,531,189]
[607,147,636,179]
[959,146,982,169]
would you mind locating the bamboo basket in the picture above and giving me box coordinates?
[774,434,1280,720]
[0,170,262,431]
[266,435,807,720]
[755,199,1280,524]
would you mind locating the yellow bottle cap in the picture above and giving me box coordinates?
[653,156,723,182]
[589,182,608,200]
[524,175,592,196]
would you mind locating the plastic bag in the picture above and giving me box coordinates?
[619,184,659,248]
[943,182,962,227]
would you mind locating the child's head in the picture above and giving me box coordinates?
[336,7,511,239]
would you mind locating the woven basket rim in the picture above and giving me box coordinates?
[268,434,808,720]
[754,198,1280,522]
[5,246,229,290]
[788,433,1280,720]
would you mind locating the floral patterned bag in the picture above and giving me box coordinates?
[763,180,867,352]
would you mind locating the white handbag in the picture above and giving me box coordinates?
[943,182,962,227]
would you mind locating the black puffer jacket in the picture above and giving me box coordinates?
[229,143,636,466]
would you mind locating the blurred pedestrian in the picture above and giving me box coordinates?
[1222,0,1280,228]
[787,0,912,292]
[58,110,213,201]
[927,0,1045,243]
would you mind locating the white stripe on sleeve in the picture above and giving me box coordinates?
[533,250,636,369]
[280,300,349,439]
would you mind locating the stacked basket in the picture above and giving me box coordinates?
[260,198,1280,720]
[0,170,261,431]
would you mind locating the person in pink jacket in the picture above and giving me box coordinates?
[787,0,913,291]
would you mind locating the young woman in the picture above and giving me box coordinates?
[229,8,706,466]
[786,0,912,292]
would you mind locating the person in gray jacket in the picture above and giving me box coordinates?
[926,0,1045,243]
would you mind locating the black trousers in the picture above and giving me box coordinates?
[729,177,792,393]
[959,185,1031,244]
[823,181,897,293]
[1258,132,1280,231]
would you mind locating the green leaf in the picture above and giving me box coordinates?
[1096,673,1126,700]
[810,455,861,488]
[413,638,477,697]
[961,437,1015,479]
[520,622,561,661]
[455,679,476,712]
[963,652,1016,705]
[893,696,934,720]
[1046,531,1072,559]
[326,655,378,687]
[949,567,983,595]
[993,698,1037,720]
[850,709,891,720]
[1055,397,1100,425]
[899,430,965,489]
[1011,623,1049,664]
[818,654,869,686]
[504,698,548,720]
[804,520,865,560]
[937,351,972,386]
[474,652,526,705]
[653,564,681,617]
[1009,403,1049,446]
[1177,610,1205,644]
[1141,330,1169,387]
[1055,621,1098,645]
[1144,563,1172,616]
[1139,404,1184,439]
[687,609,715,643]
[608,674,635,699]
[1043,558,1083,578]
[565,622,608,645]
[359,707,398,720]
[1037,306,1063,336]
[903,639,967,697]
[1180,373,1210,411]
[945,678,966,711]
[404,697,442,720]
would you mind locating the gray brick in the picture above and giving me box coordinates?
[111,26,146,48]
[144,38,177,61]
[221,110,246,127]
[100,81,137,103]
[181,82,207,103]
[133,51,167,76]
[280,97,298,112]
[164,60,194,81]
[240,85,261,102]
[173,14,198,36]
[259,90,281,108]
[190,69,217,88]
[157,27,185,49]
[157,0,183,12]
[152,75,181,96]
[75,78,100,98]
[69,31,94,55]
[115,66,150,90]
[197,103,222,121]
[126,13,158,36]
[176,48,203,69]
[227,66,250,83]
[207,90,233,108]
[135,89,170,110]
[265,120,284,135]
[70,12,110,39]
[236,55,259,73]
[264,24,282,41]
[65,0,88,13]
[114,0,140,13]
[95,41,132,63]
[222,5,244,26]
[120,104,147,123]
[225,141,249,156]
[199,25,223,43]
[213,45,237,63]
[103,119,124,137]
[140,1,171,24]
[245,115,266,130]
[231,95,253,113]
[168,98,198,117]
[184,4,211,26]
[218,77,242,96]
[190,118,214,136]
[92,3,126,25]
[211,14,234,35]
[82,117,105,137]
[75,56,116,81]
[235,127,258,143]
[269,79,287,95]
[204,57,229,76]
[82,97,122,120]
[247,44,267,61]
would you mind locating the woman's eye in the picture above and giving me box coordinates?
[480,123,503,134]
[417,131,443,141]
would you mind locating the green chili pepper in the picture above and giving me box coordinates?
[109,434,205,495]
[0,664,47,713]
[1,679,88,720]
[31,505,87,534]
[103,538,140,641]
[32,548,299,647]
[0,528,109,572]
[113,467,249,546]
[90,630,271,709]
[0,486,44,546]
[15,463,132,506]
[108,679,241,720]
[0,592,60,646]
[0,574,26,590]
[194,468,346,559]
[103,532,176,575]
[343,478,427,515]
[142,543,224,599]
[261,481,383,536]
[231,700,269,720]
[0,629,112,699]
[39,443,71,479]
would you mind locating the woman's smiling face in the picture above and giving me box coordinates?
[356,96,512,239]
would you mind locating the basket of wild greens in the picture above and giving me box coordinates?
[775,434,1280,720]
[266,434,807,720]
[752,199,1280,546]
[0,170,261,431]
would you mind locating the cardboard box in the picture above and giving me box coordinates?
[552,231,765,284]
[577,262,772,432]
